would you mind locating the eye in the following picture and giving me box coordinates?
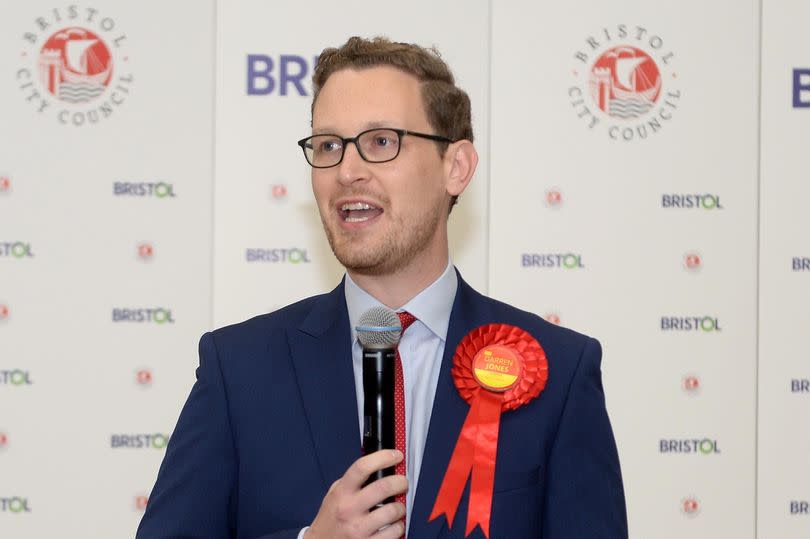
[317,138,342,153]
[373,135,394,147]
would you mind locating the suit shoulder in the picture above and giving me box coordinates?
[207,292,330,345]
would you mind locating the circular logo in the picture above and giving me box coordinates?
[701,195,720,209]
[684,252,702,271]
[698,439,716,454]
[153,309,172,324]
[545,189,563,208]
[0,177,10,192]
[152,434,168,449]
[472,344,522,392]
[700,317,718,332]
[271,184,288,199]
[136,369,152,386]
[18,9,133,126]
[681,497,700,516]
[6,497,28,513]
[683,375,701,393]
[154,183,173,198]
[0,432,8,447]
[544,313,561,325]
[39,27,113,103]
[134,495,149,511]
[569,26,680,142]
[0,305,9,320]
[137,243,154,260]
[562,254,581,269]
[590,46,661,119]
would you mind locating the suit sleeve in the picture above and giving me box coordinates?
[541,337,628,539]
[136,332,304,539]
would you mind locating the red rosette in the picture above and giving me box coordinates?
[430,323,548,538]
[452,323,548,411]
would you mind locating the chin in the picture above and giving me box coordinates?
[334,249,388,275]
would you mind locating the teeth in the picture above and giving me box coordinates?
[345,215,372,223]
[341,202,376,211]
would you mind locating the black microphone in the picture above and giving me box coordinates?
[356,306,403,493]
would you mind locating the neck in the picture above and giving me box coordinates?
[348,248,449,309]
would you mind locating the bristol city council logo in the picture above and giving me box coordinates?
[569,25,681,142]
[39,28,112,103]
[16,6,133,126]
[590,47,661,118]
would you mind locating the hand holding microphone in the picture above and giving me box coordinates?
[305,307,407,539]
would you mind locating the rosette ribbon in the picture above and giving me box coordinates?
[429,323,548,538]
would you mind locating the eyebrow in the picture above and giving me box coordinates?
[311,121,395,136]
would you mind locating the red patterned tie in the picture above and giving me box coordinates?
[395,311,417,534]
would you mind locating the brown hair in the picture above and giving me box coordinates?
[312,36,474,211]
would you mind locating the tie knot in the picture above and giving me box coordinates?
[398,311,417,332]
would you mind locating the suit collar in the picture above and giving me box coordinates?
[298,278,347,338]
[289,280,361,490]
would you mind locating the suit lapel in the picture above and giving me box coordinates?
[410,275,492,539]
[288,281,361,490]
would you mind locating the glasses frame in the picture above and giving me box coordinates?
[296,127,455,168]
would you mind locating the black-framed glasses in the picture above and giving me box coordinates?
[296,128,454,168]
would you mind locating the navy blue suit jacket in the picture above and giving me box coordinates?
[137,274,627,538]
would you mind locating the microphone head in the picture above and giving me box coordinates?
[356,306,402,348]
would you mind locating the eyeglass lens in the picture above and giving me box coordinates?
[305,129,401,167]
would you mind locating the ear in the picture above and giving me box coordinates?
[444,140,478,197]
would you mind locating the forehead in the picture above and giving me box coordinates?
[312,66,429,133]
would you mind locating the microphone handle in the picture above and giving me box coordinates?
[362,347,397,500]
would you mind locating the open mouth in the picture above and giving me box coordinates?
[339,202,383,223]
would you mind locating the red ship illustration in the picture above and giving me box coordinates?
[38,27,113,103]
[589,46,662,119]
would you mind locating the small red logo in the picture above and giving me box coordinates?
[545,189,563,208]
[0,432,7,447]
[683,375,701,393]
[0,305,9,320]
[135,495,149,511]
[136,369,153,386]
[681,497,700,516]
[684,252,702,271]
[39,27,113,103]
[544,313,561,325]
[137,243,154,260]
[0,177,10,192]
[271,184,288,199]
[590,46,662,119]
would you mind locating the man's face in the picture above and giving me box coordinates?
[311,66,451,276]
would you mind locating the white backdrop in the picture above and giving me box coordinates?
[758,0,810,536]
[0,1,807,538]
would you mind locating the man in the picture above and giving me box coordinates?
[137,36,627,539]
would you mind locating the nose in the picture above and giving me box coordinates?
[336,140,370,186]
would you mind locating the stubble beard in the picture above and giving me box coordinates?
[320,202,444,277]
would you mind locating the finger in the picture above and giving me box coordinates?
[356,474,408,510]
[370,517,406,539]
[342,450,403,490]
[366,501,405,530]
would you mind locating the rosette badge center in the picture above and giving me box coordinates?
[472,345,522,392]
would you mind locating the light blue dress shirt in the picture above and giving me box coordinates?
[298,261,458,538]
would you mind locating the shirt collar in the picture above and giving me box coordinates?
[345,260,458,344]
